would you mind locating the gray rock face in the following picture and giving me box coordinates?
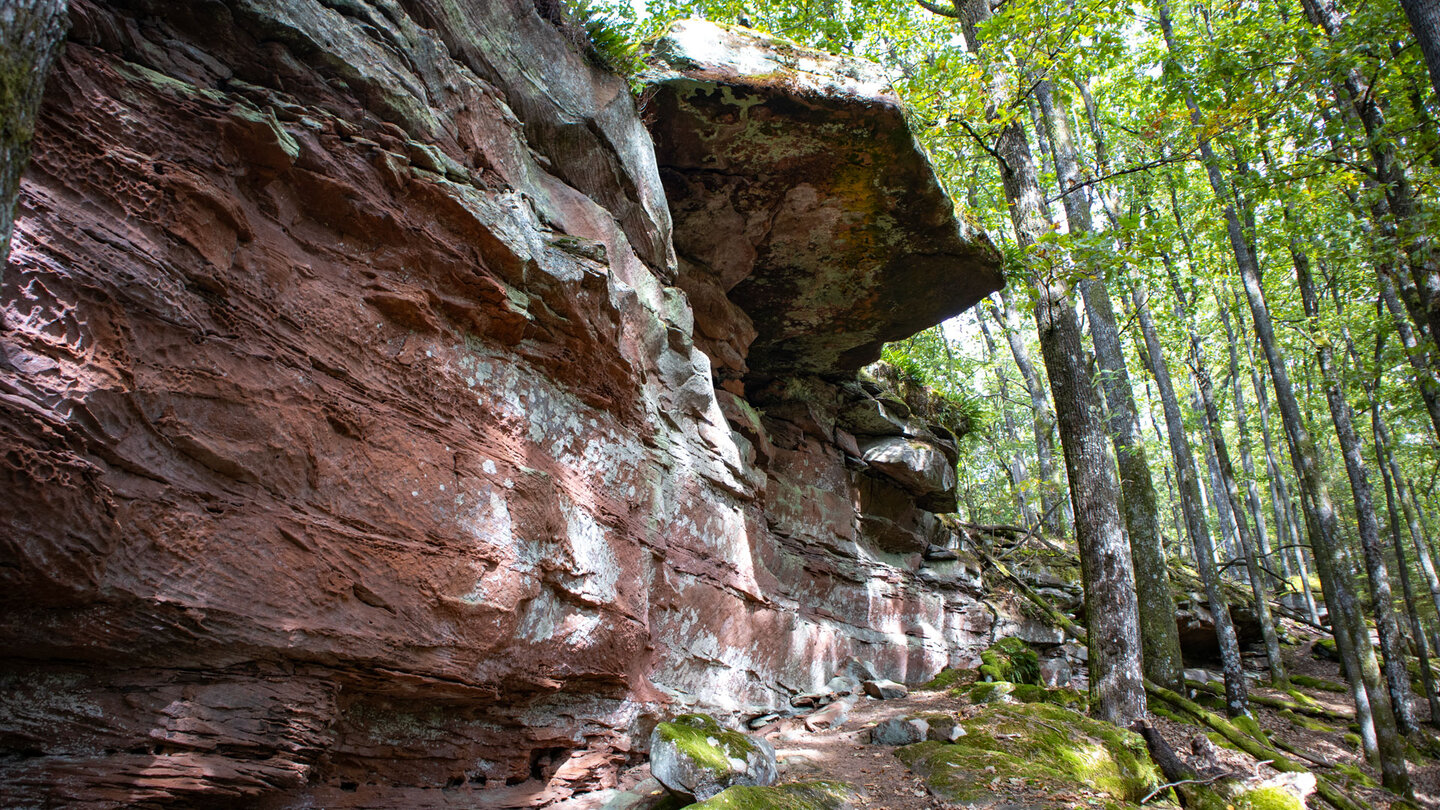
[650,714,779,801]
[1039,653,1072,688]
[645,19,1003,384]
[870,717,928,746]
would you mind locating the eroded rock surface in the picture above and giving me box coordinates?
[644,20,1003,387]
[1,3,1003,806]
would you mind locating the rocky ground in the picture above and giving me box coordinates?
[588,632,1440,810]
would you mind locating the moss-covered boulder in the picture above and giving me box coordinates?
[896,702,1161,807]
[689,781,855,810]
[1011,683,1088,711]
[966,680,1016,704]
[978,637,1040,685]
[650,713,779,801]
[1310,637,1339,661]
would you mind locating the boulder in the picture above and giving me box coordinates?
[837,398,909,437]
[870,717,928,746]
[650,714,779,801]
[804,696,856,732]
[967,681,1016,704]
[862,679,908,700]
[838,658,879,683]
[860,437,957,501]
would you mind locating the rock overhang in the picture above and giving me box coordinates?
[642,20,1004,385]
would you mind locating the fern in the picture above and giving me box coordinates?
[562,0,643,79]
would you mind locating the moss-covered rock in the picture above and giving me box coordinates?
[978,637,1040,685]
[1011,684,1088,711]
[650,713,778,801]
[690,780,854,810]
[966,681,1016,704]
[1289,673,1346,693]
[1310,638,1339,661]
[896,702,1161,806]
[916,667,965,692]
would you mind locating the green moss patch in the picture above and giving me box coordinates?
[1277,709,1332,732]
[1290,674,1345,693]
[978,637,1040,685]
[1333,762,1378,788]
[966,681,1015,703]
[655,714,764,773]
[896,702,1160,806]
[1011,683,1088,711]
[1309,639,1339,662]
[917,667,965,691]
[691,781,853,810]
[1233,786,1305,810]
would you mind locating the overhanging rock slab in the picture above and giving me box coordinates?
[643,20,1004,385]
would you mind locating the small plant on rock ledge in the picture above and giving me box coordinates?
[539,0,645,81]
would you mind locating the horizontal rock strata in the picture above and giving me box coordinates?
[0,3,1004,806]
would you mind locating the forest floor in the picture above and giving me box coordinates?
[600,632,1440,809]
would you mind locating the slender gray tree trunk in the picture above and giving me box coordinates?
[1378,269,1440,443]
[0,0,68,265]
[979,314,1041,528]
[1217,301,1280,588]
[1130,278,1248,715]
[1240,314,1322,624]
[1301,0,1440,356]
[1294,241,1416,735]
[1164,267,1287,685]
[1034,78,1184,693]
[1375,406,1440,726]
[996,288,1068,537]
[1153,0,1410,792]
[1199,422,1240,566]
[928,0,1144,724]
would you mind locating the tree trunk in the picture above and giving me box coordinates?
[0,0,69,265]
[978,313,1041,528]
[1217,300,1280,589]
[1034,77,1184,693]
[1164,267,1287,686]
[1398,0,1440,108]
[1153,0,1410,793]
[935,0,1144,725]
[1378,269,1440,443]
[1241,314,1323,624]
[1375,408,1440,725]
[1130,278,1248,716]
[1293,238,1416,735]
[996,287,1068,537]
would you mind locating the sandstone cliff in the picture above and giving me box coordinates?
[0,3,1008,806]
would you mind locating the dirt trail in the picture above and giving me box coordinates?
[597,636,1440,809]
